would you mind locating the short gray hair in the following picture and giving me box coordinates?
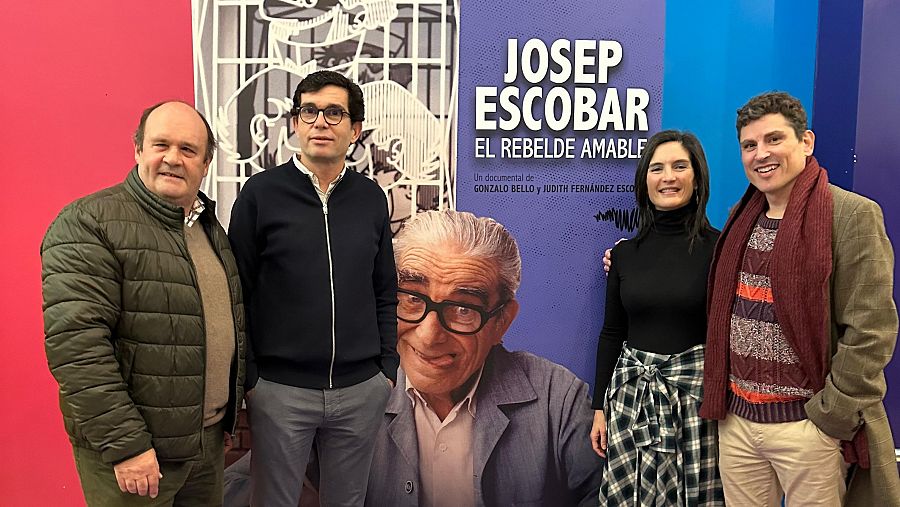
[394,210,522,301]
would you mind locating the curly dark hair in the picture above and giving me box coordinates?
[736,91,807,140]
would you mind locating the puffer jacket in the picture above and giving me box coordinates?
[41,167,245,464]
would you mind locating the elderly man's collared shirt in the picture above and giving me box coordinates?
[406,370,483,507]
[292,154,346,204]
[184,197,205,228]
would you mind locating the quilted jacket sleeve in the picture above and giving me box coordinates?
[41,204,152,464]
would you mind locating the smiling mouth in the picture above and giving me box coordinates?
[159,171,184,180]
[410,345,457,368]
[755,164,778,174]
[658,188,681,194]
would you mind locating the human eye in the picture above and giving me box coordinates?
[648,165,663,173]
[298,106,320,121]
[324,107,345,120]
[741,142,756,152]
[449,305,478,324]
[399,292,424,305]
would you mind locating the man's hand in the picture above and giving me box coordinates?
[113,448,162,498]
[590,410,608,458]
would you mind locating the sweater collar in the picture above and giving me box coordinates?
[649,201,695,235]
[293,154,346,195]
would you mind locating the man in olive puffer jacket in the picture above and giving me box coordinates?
[41,101,245,506]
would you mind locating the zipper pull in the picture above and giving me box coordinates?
[322,203,328,215]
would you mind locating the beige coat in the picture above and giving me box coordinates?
[804,185,900,506]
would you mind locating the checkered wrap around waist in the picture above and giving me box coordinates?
[607,343,706,453]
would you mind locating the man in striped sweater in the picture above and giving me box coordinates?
[700,92,900,506]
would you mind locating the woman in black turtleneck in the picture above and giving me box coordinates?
[591,131,724,506]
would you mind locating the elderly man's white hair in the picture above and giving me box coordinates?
[394,210,522,301]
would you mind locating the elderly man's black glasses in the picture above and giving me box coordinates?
[295,105,350,125]
[397,288,507,335]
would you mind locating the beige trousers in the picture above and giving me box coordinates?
[718,413,848,506]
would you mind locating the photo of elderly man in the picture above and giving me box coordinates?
[365,210,602,507]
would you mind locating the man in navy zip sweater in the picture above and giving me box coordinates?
[229,70,398,506]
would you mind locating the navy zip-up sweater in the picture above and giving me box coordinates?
[228,161,399,390]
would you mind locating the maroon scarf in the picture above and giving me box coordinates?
[700,156,833,419]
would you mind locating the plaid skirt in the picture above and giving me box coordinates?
[600,343,724,506]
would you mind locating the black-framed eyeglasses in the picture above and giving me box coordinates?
[295,105,350,125]
[397,288,507,335]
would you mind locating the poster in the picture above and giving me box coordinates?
[456,0,663,382]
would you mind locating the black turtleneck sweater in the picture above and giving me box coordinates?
[592,205,720,408]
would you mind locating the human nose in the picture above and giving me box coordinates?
[754,143,771,161]
[162,146,182,166]
[415,311,449,346]
[661,167,676,182]
[312,109,330,127]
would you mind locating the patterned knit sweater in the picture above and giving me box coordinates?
[727,213,815,422]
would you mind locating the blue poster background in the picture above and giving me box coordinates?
[456,0,665,387]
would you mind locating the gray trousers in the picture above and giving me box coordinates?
[248,373,392,506]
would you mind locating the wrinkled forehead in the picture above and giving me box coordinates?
[397,245,502,305]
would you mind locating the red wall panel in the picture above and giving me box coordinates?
[0,2,194,504]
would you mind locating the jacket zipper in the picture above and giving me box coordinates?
[322,200,337,388]
[180,225,207,457]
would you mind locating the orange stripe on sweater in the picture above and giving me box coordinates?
[736,282,773,303]
[729,381,805,404]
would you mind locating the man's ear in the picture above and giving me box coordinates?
[802,129,815,156]
[350,121,363,143]
[493,299,519,340]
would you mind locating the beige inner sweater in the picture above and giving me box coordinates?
[185,223,235,427]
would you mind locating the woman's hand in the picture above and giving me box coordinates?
[590,410,608,457]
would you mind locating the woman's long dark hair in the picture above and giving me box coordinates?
[633,130,714,250]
